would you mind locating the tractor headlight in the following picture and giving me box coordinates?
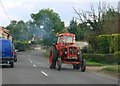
[65,51,67,54]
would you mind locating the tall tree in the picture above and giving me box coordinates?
[6,20,29,40]
[30,8,64,46]
[68,18,84,41]
[31,8,64,34]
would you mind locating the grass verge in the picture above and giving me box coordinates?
[87,61,105,66]
[44,49,50,58]
[98,65,119,77]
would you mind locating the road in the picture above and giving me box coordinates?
[1,49,118,84]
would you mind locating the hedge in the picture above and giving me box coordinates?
[83,53,119,64]
[110,34,120,53]
[97,34,120,54]
[97,35,111,54]
[13,40,30,51]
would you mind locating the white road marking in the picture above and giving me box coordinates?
[41,71,48,76]
[30,61,32,63]
[29,59,31,61]
[33,64,36,67]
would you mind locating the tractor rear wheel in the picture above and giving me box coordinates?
[49,46,57,69]
[81,59,86,72]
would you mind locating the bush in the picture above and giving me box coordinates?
[97,34,120,54]
[86,45,94,53]
[83,53,118,64]
[13,40,30,51]
[89,36,98,53]
[110,34,120,53]
[97,35,111,54]
[114,51,120,64]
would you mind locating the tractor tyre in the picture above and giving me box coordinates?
[75,64,80,70]
[81,59,86,72]
[73,54,81,70]
[73,64,76,69]
[49,46,57,69]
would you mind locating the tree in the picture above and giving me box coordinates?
[31,8,64,34]
[6,20,29,41]
[73,2,119,53]
[30,8,64,46]
[68,18,85,41]
[102,7,119,34]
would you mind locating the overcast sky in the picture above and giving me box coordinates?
[0,0,119,27]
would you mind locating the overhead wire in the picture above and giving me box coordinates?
[0,0,11,21]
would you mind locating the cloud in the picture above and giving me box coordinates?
[0,0,118,27]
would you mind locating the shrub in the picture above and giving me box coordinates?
[114,51,120,64]
[97,35,111,54]
[89,36,98,53]
[86,45,94,53]
[110,34,120,53]
[97,34,120,54]
[13,40,30,51]
[83,53,118,64]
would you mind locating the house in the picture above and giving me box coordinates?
[75,41,89,49]
[0,27,12,41]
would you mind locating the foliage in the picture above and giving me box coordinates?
[88,36,98,53]
[6,20,30,41]
[102,8,119,34]
[110,34,120,53]
[97,34,120,54]
[87,61,105,66]
[30,8,64,46]
[97,35,111,54]
[83,54,118,64]
[31,8,64,34]
[13,40,30,51]
[113,51,120,64]
[85,45,94,53]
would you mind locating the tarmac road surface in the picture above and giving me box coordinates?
[1,49,119,84]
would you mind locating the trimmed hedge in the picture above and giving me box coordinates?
[97,34,120,54]
[97,35,111,54]
[114,51,120,64]
[13,40,30,51]
[110,34,120,53]
[83,53,119,64]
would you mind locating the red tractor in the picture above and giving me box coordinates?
[49,33,86,72]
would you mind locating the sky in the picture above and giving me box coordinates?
[0,0,119,27]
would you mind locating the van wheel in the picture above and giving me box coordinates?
[14,59,17,62]
[10,61,14,68]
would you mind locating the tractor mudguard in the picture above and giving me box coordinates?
[55,45,59,51]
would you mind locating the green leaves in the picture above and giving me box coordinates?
[30,8,64,46]
[31,8,64,34]
[97,34,120,54]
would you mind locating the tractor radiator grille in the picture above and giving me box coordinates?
[69,47,77,55]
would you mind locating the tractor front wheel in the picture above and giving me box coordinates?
[81,59,86,72]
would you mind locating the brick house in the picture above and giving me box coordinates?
[0,27,12,41]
